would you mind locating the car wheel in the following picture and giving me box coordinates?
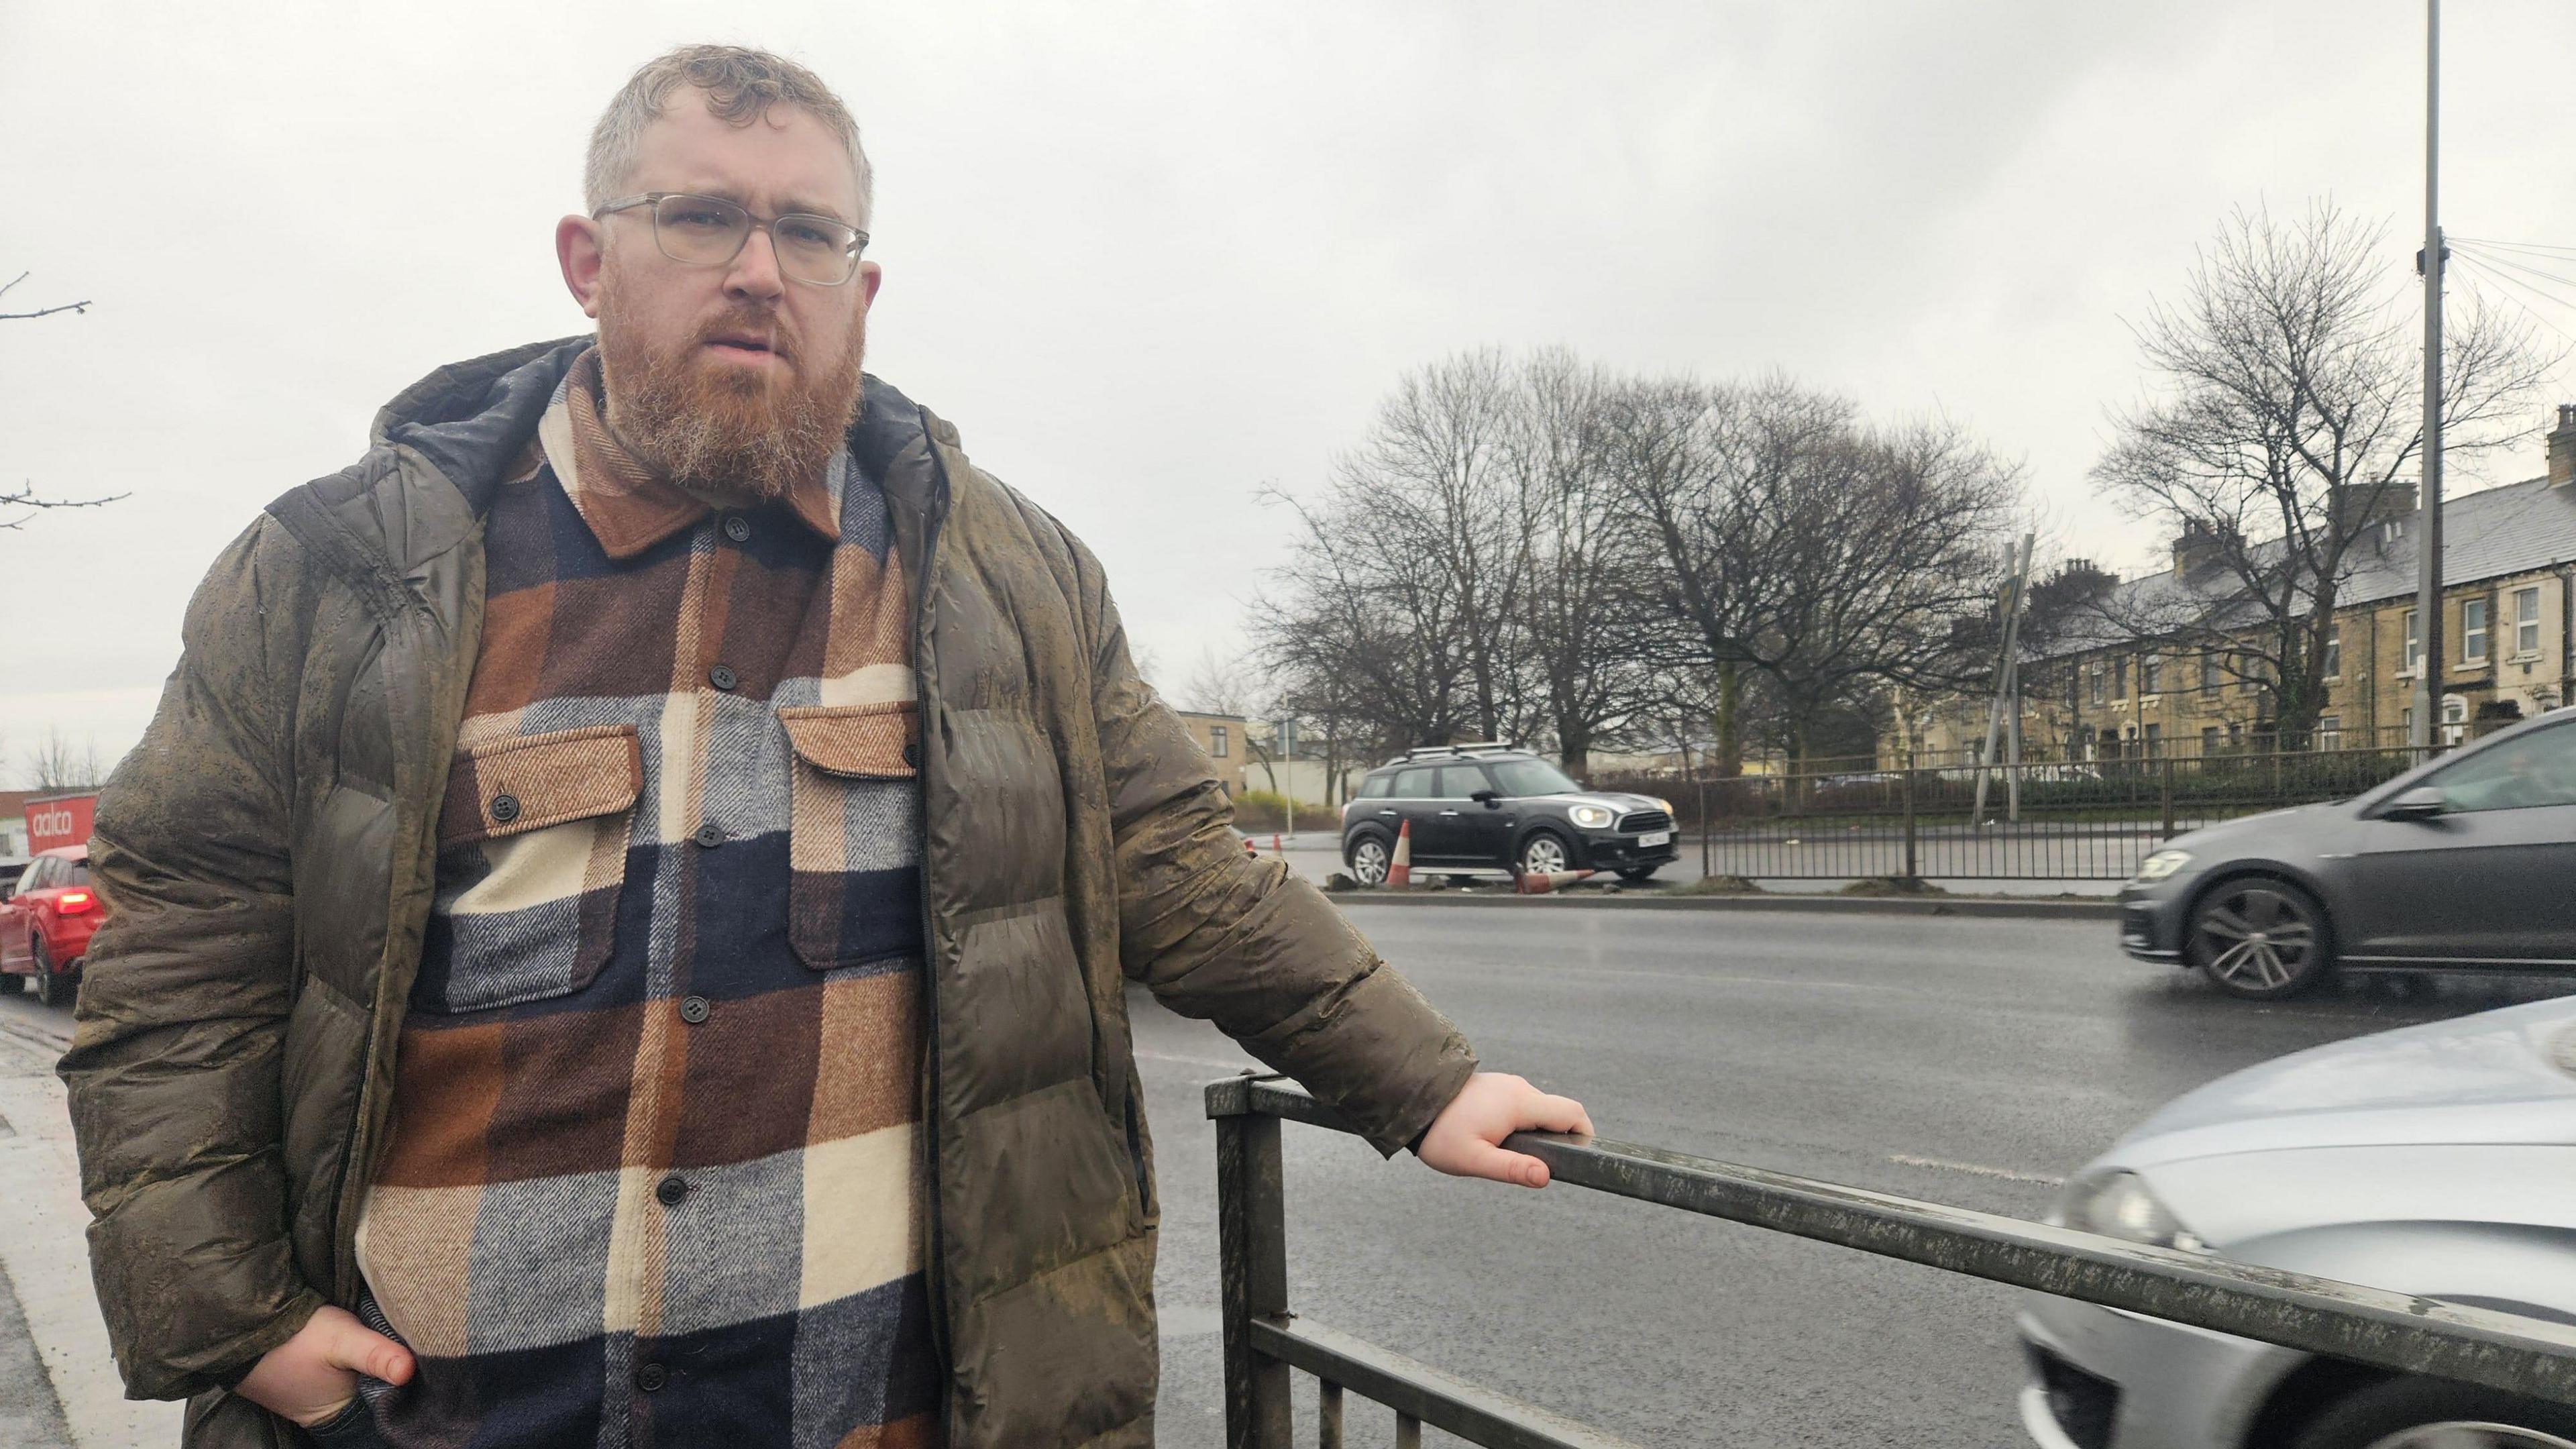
[2188,878,2333,1000]
[1518,830,1572,876]
[1346,833,1391,886]
[30,938,68,1009]
[2290,1375,2576,1448]
[1615,865,1660,883]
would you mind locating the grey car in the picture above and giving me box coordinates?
[2018,993,2576,1448]
[2120,710,2576,1000]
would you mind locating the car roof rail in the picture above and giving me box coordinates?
[1395,741,1518,763]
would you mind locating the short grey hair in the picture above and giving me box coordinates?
[584,45,873,225]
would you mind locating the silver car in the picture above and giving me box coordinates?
[2017,994,2576,1448]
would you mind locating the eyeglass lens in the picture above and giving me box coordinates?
[650,195,861,285]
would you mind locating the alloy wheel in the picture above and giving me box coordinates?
[1350,837,1389,885]
[2360,1426,2576,1449]
[1519,833,1570,875]
[2193,883,2326,997]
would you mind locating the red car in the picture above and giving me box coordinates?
[1,845,103,1007]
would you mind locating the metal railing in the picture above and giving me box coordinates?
[1599,741,2436,880]
[1208,1073,2576,1448]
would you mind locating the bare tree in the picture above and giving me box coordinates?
[1179,646,1265,718]
[2,272,125,529]
[2091,203,2555,746]
[21,726,106,793]
[1502,349,1660,773]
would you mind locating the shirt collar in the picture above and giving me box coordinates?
[537,347,843,559]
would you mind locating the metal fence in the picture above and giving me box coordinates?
[1595,739,2436,881]
[1209,1073,2576,1448]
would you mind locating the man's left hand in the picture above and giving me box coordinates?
[1415,1071,1593,1188]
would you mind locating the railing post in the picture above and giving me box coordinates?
[1901,751,1918,881]
[1217,1104,1293,1449]
[2160,754,2176,840]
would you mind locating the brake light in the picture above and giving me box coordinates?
[56,890,96,915]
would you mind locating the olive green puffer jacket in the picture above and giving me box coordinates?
[59,337,1478,1448]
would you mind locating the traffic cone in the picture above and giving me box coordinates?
[1515,868,1597,895]
[1272,834,1283,854]
[1244,837,1258,859]
[1386,820,1413,889]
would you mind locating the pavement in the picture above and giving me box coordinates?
[7,908,2567,1447]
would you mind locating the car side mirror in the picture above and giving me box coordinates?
[2383,786,2450,820]
[1470,789,1501,807]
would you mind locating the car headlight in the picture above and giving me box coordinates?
[1652,796,1673,816]
[2055,1170,2210,1254]
[1569,804,1613,828]
[2134,849,2194,883]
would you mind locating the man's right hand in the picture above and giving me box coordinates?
[233,1305,414,1428]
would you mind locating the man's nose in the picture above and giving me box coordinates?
[724,226,786,301]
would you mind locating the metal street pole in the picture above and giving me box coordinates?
[1279,717,1296,838]
[2412,0,2446,754]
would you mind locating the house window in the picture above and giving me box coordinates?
[2111,657,2128,700]
[2201,653,2222,694]
[2403,610,2420,676]
[2089,661,2105,705]
[2463,598,2489,664]
[2516,586,2542,656]
[2322,627,2341,680]
[2139,654,2161,695]
[2143,722,2162,756]
[2316,714,2342,751]
[2200,725,2222,756]
[2440,694,2468,747]
[1210,726,1228,758]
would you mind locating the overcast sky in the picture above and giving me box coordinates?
[4,0,2573,784]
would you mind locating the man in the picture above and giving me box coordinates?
[61,44,1589,1449]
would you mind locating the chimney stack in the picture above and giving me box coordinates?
[2171,519,2226,578]
[2550,403,2576,488]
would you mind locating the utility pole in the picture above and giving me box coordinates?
[1972,533,2037,824]
[2412,0,2446,755]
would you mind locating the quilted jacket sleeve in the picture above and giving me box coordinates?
[1065,535,1479,1156]
[57,515,325,1400]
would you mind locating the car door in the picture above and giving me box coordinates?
[1381,765,1440,859]
[2338,720,2576,965]
[1421,764,1511,863]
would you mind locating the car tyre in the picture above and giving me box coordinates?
[1615,865,1660,882]
[1517,830,1572,877]
[2188,877,2334,1000]
[30,938,70,1010]
[1345,830,1393,887]
[2290,1375,2576,1449]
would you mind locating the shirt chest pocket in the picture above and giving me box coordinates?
[417,724,643,1014]
[777,701,924,970]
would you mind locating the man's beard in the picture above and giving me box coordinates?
[595,264,866,502]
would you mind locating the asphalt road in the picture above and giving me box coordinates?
[6,908,2567,1448]
[1131,902,2576,1448]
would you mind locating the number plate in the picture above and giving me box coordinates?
[1639,830,1671,847]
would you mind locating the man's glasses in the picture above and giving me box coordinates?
[593,193,869,287]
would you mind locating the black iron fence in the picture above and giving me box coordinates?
[1595,739,2438,881]
[1210,1074,2576,1448]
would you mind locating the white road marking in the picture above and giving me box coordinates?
[1885,1152,2064,1186]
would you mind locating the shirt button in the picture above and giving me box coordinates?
[708,664,738,692]
[655,1174,689,1206]
[722,514,751,543]
[678,995,710,1024]
[635,1362,667,1393]
[489,793,521,824]
[902,741,920,768]
[693,822,726,849]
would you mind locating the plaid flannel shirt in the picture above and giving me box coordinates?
[352,348,940,1448]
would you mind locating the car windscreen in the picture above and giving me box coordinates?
[1488,758,1582,797]
[68,863,91,885]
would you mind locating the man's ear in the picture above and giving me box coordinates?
[557,215,606,319]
